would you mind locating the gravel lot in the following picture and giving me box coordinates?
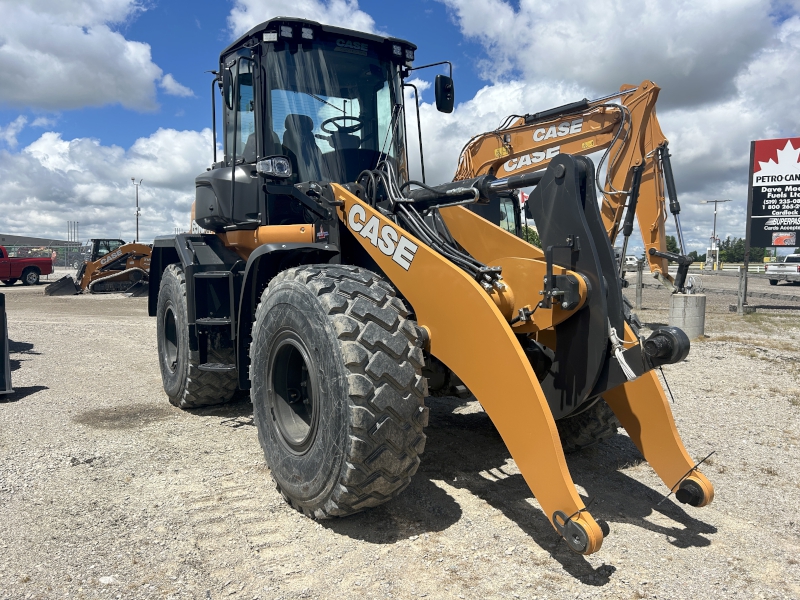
[2,274,800,599]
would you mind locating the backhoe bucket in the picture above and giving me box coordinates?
[44,276,81,296]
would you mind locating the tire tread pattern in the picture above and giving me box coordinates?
[556,398,620,453]
[254,265,427,519]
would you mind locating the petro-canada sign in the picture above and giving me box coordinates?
[747,137,800,247]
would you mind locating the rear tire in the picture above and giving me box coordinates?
[251,265,428,518]
[21,268,39,286]
[769,279,778,286]
[556,398,620,453]
[2,279,16,286]
[156,264,238,408]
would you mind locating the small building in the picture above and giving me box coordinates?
[0,234,80,248]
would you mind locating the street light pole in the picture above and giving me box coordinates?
[131,178,143,243]
[700,199,731,270]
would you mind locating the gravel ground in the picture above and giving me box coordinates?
[1,276,800,600]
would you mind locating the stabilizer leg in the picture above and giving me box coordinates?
[604,370,714,507]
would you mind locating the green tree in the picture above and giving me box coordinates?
[666,235,679,253]
[522,225,541,248]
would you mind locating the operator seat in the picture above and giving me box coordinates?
[282,114,329,182]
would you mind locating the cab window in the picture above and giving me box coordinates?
[499,197,516,233]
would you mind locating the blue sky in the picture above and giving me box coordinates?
[0,0,798,251]
[0,0,487,151]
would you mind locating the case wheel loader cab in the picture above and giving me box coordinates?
[151,17,426,515]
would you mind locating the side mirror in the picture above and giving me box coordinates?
[435,74,454,113]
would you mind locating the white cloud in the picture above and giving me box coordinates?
[159,74,195,98]
[228,0,379,38]
[0,128,214,241]
[0,0,163,111]
[439,0,773,108]
[0,116,28,148]
[426,0,800,252]
[30,116,58,128]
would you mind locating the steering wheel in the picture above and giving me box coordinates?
[321,115,365,135]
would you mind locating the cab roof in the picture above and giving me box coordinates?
[220,16,416,59]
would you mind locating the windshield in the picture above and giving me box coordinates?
[262,39,407,185]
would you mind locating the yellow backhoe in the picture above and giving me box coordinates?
[455,82,693,292]
[147,17,714,555]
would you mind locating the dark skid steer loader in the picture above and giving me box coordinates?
[147,17,713,555]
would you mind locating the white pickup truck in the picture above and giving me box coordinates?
[765,254,800,285]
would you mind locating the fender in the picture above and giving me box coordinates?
[235,242,339,388]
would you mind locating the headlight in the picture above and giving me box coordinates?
[257,156,292,178]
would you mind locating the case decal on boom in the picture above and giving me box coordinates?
[347,204,419,270]
[532,118,584,142]
[503,146,561,173]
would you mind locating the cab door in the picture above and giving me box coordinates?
[224,53,262,224]
[0,247,9,280]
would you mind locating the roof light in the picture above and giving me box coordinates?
[280,25,293,38]
[301,27,314,40]
[392,44,402,57]
[263,31,278,42]
[257,156,292,179]
[405,49,414,61]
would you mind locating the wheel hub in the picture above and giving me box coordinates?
[269,333,319,454]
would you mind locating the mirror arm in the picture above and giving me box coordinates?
[402,83,426,184]
[406,60,453,79]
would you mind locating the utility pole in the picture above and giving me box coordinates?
[700,199,731,270]
[131,178,143,243]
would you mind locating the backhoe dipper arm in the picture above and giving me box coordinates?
[453,81,684,287]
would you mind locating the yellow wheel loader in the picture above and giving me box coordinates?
[148,17,714,555]
[45,238,152,296]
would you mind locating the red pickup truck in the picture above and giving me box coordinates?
[0,245,54,286]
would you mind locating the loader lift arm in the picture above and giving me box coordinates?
[453,81,690,291]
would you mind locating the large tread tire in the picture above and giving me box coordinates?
[251,265,428,519]
[156,264,238,409]
[556,398,620,454]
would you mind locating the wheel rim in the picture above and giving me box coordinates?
[26,272,37,284]
[162,305,179,374]
[268,332,319,454]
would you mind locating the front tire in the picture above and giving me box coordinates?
[156,264,238,408]
[2,279,17,286]
[251,265,428,518]
[21,268,39,286]
[769,279,778,286]
[556,398,620,453]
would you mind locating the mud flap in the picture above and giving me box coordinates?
[1,293,12,395]
[44,276,81,296]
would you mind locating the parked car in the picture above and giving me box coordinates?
[0,245,54,286]
[765,254,800,285]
